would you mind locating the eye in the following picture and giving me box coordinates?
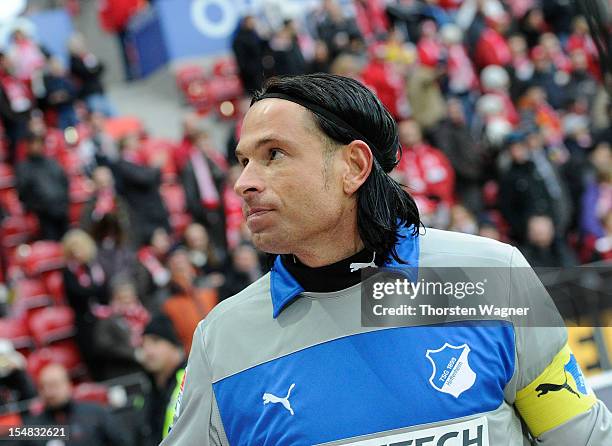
[240,157,248,168]
[269,149,283,160]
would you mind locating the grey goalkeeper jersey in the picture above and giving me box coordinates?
[162,227,612,445]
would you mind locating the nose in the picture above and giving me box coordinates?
[233,162,264,197]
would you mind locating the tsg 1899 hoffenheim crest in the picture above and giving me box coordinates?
[426,343,476,398]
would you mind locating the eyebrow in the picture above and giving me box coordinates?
[235,136,292,159]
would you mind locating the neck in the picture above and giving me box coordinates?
[293,208,363,267]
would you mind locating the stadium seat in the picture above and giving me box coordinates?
[175,64,206,92]
[73,382,109,405]
[212,57,239,77]
[1,215,36,249]
[13,279,53,312]
[104,116,144,141]
[0,317,35,351]
[26,341,85,380]
[17,241,65,276]
[28,306,76,347]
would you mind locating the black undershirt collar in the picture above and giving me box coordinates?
[281,249,376,293]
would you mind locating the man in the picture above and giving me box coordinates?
[139,314,186,446]
[162,74,612,445]
[22,363,129,446]
[16,132,69,241]
[499,131,554,243]
[115,133,170,247]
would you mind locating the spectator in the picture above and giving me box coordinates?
[0,52,33,164]
[478,220,502,241]
[91,278,149,380]
[116,133,170,247]
[520,214,577,267]
[79,111,119,174]
[173,112,201,173]
[580,142,611,242]
[448,204,478,234]
[474,7,512,70]
[232,15,268,95]
[80,166,137,281]
[7,28,45,83]
[308,40,332,74]
[161,249,217,354]
[524,127,572,236]
[97,0,146,81]
[137,227,172,308]
[432,97,485,214]
[181,131,227,249]
[407,59,446,131]
[525,45,566,110]
[15,110,67,163]
[22,363,129,446]
[499,131,554,242]
[566,48,599,111]
[353,0,389,43]
[139,314,186,446]
[37,57,78,130]
[68,32,115,116]
[16,132,69,241]
[62,229,109,377]
[393,119,455,226]
[316,0,362,59]
[270,20,307,77]
[518,7,549,49]
[219,243,263,301]
[183,223,224,281]
[0,340,36,405]
[362,43,408,120]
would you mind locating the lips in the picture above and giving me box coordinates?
[246,207,273,218]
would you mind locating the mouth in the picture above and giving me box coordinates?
[246,207,273,218]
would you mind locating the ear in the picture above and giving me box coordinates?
[342,140,373,195]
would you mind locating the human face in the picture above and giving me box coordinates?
[234,99,349,257]
[38,365,72,409]
[142,335,176,374]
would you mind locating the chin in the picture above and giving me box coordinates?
[251,232,290,255]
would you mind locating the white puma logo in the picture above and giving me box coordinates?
[349,252,377,272]
[262,383,295,416]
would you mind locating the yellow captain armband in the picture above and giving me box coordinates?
[515,343,597,437]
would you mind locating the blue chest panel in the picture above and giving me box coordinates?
[212,322,515,445]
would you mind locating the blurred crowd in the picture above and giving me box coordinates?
[0,0,611,444]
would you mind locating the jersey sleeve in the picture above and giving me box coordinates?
[504,247,612,444]
[160,321,228,446]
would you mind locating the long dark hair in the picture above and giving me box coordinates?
[251,74,421,265]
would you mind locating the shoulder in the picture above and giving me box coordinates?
[201,274,272,329]
[418,227,517,267]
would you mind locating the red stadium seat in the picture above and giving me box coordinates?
[17,241,65,276]
[104,116,144,141]
[73,382,109,405]
[14,279,53,311]
[175,64,206,92]
[0,317,35,351]
[28,306,76,347]
[0,215,36,248]
[26,341,85,380]
[212,57,239,77]
[160,183,187,214]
